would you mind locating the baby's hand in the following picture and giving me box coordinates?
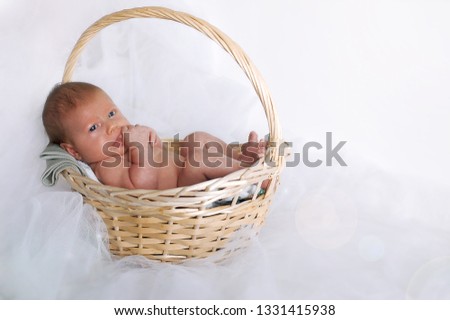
[122,125,161,148]
[148,127,162,147]
[122,125,149,145]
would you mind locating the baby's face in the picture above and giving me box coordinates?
[61,89,130,164]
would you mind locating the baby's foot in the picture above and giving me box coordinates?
[239,131,267,166]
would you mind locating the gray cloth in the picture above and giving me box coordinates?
[40,144,88,186]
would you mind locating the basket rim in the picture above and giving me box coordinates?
[62,157,281,198]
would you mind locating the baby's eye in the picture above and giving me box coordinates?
[89,124,98,132]
[108,111,116,118]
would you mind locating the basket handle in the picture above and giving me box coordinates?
[62,6,283,163]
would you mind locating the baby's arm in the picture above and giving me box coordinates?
[123,125,161,189]
[95,125,161,189]
[94,158,136,189]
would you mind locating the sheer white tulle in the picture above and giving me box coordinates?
[1,0,450,299]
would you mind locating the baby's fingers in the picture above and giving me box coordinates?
[121,125,133,133]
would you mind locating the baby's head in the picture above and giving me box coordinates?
[43,82,100,144]
[43,82,130,163]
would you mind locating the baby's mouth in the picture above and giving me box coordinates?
[113,132,123,148]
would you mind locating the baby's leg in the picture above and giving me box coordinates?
[178,131,240,160]
[176,131,270,189]
[177,160,244,187]
[179,131,265,164]
[176,136,243,187]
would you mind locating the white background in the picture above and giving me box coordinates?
[0,0,449,299]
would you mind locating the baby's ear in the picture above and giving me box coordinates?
[60,142,82,160]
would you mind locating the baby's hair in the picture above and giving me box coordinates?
[42,82,101,144]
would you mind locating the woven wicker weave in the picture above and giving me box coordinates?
[60,6,284,262]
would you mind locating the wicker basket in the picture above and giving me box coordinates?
[60,6,284,262]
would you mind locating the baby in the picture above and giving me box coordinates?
[42,82,266,190]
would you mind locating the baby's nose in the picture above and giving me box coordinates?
[106,123,118,135]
